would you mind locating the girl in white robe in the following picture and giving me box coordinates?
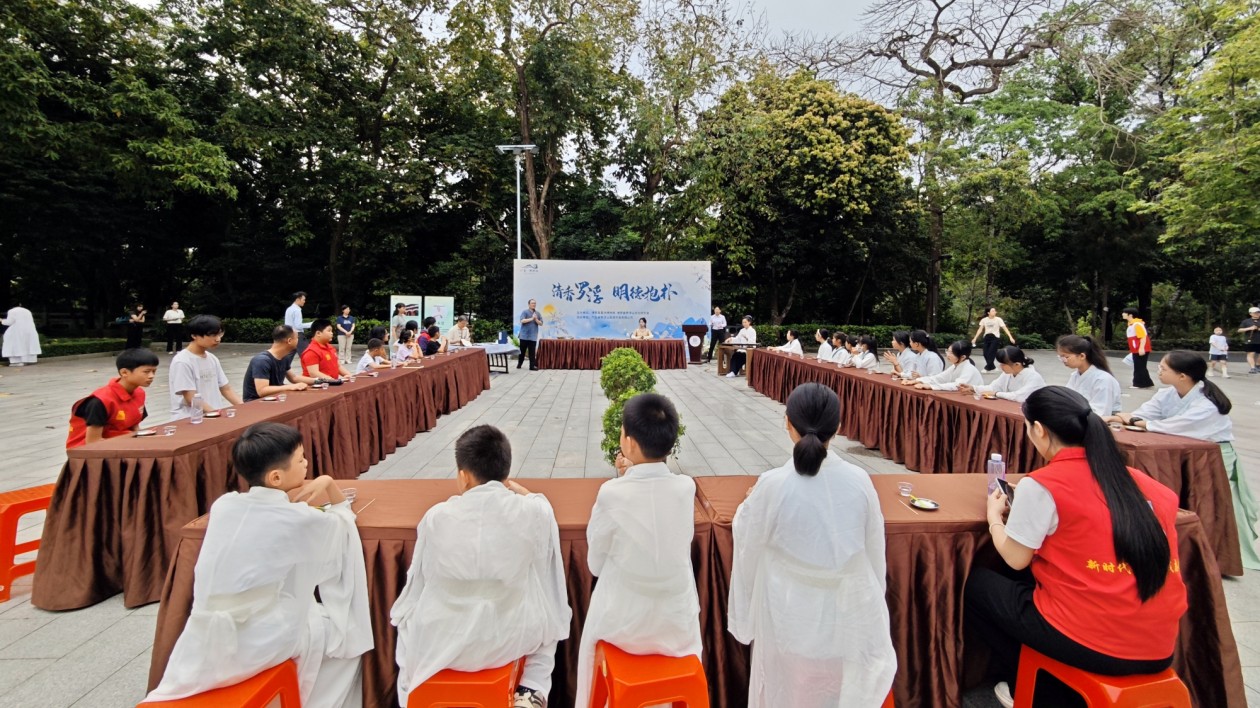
[1057,335,1122,417]
[882,331,915,376]
[730,382,896,707]
[914,340,984,391]
[1107,351,1260,570]
[829,334,852,366]
[576,409,702,708]
[146,479,372,707]
[907,329,945,378]
[391,473,570,705]
[960,346,1045,403]
[815,329,834,361]
[775,329,804,357]
[1,306,41,366]
[847,336,879,371]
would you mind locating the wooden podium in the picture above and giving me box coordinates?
[681,324,708,364]
[717,343,759,375]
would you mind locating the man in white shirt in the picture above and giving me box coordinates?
[286,291,309,355]
[168,315,244,420]
[163,302,186,354]
[445,316,474,347]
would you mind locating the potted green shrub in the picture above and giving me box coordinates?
[598,348,684,465]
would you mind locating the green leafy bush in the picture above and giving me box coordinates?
[599,348,657,400]
[31,338,130,358]
[471,319,509,343]
[600,389,641,466]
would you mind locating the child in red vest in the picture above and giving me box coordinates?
[66,348,159,448]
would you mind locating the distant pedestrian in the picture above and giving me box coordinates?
[1,305,42,367]
[1238,306,1260,374]
[162,301,185,353]
[1209,327,1231,379]
[971,306,1016,372]
[1122,307,1154,389]
[285,292,308,355]
[126,303,147,349]
[336,305,356,363]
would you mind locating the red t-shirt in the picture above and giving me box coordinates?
[1029,448,1187,660]
[66,378,147,448]
[300,339,341,379]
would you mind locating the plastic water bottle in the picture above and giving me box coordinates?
[190,394,204,425]
[986,453,1005,494]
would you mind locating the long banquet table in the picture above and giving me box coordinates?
[746,349,1245,576]
[535,338,687,370]
[147,475,1244,708]
[31,349,491,611]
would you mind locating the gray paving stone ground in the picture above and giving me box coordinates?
[1,345,1259,706]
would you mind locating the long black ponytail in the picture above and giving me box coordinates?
[1023,387,1170,601]
[785,383,840,476]
[1163,350,1231,414]
[910,329,945,365]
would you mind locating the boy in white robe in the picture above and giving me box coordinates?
[391,425,571,708]
[576,393,702,707]
[144,422,373,708]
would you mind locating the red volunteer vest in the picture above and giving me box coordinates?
[300,339,340,378]
[1030,448,1187,660]
[65,379,147,449]
[1126,319,1152,354]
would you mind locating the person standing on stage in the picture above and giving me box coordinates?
[971,306,1015,372]
[518,299,542,371]
[285,291,309,356]
[707,306,727,362]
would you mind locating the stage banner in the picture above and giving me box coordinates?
[423,296,455,333]
[513,259,711,339]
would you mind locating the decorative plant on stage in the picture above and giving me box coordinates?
[599,348,684,466]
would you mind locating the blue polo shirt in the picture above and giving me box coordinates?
[519,309,540,340]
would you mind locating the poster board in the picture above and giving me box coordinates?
[512,260,711,339]
[423,296,455,334]
[388,295,422,340]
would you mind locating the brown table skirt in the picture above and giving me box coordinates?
[536,338,686,370]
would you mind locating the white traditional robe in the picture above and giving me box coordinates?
[1067,366,1123,417]
[1,307,41,364]
[975,365,1046,403]
[816,341,834,361]
[575,463,702,708]
[829,347,852,366]
[776,339,803,356]
[851,351,878,370]
[730,451,896,707]
[145,488,373,708]
[915,351,945,377]
[1132,382,1232,442]
[390,482,571,705]
[919,360,984,391]
[896,348,917,375]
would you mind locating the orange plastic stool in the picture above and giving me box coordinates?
[139,660,300,707]
[406,658,525,708]
[0,484,55,602]
[1015,646,1191,707]
[589,641,709,708]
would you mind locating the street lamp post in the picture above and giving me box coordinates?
[495,144,539,259]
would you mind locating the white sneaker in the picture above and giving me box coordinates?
[725,372,736,378]
[994,681,1015,708]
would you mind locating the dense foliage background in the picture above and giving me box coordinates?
[3,0,1258,345]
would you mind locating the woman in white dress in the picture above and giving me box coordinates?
[730,383,896,707]
[913,340,984,391]
[1,306,41,366]
[828,333,852,366]
[1106,351,1260,570]
[882,330,916,376]
[959,346,1045,403]
[846,336,879,371]
[774,329,803,357]
[905,330,945,379]
[815,329,833,361]
[1057,335,1122,417]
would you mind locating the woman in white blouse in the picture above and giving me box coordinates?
[829,332,852,366]
[630,317,653,339]
[959,346,1045,403]
[725,316,757,377]
[905,330,945,379]
[846,336,879,371]
[707,306,728,362]
[774,329,804,357]
[815,329,833,360]
[883,330,916,376]
[971,306,1016,372]
[1057,335,1122,417]
[1107,351,1260,570]
[912,340,984,391]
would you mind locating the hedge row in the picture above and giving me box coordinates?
[39,338,130,357]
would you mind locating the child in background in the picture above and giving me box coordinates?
[66,349,158,448]
[144,422,372,706]
[575,393,702,707]
[1209,327,1231,378]
[391,425,570,708]
[356,338,393,373]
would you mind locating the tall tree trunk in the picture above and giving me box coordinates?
[514,63,551,259]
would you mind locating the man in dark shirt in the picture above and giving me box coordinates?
[242,325,319,401]
[1240,306,1260,374]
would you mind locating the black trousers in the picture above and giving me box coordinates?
[982,334,1000,370]
[730,349,747,375]
[707,329,724,361]
[1132,352,1154,388]
[518,339,537,369]
[165,324,183,353]
[125,324,144,349]
[296,334,309,356]
[964,568,1172,706]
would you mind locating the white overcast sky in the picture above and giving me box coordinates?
[744,0,874,44]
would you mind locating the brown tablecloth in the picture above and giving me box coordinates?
[147,475,1244,708]
[147,479,715,708]
[536,338,687,370]
[745,350,1244,576]
[32,349,491,611]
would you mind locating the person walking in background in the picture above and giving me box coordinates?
[1,305,42,367]
[285,291,308,356]
[1238,306,1260,374]
[707,306,727,362]
[162,301,185,354]
[1122,307,1154,389]
[972,306,1016,372]
[1209,326,1231,378]
[518,299,542,371]
[335,305,356,364]
[126,303,147,349]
